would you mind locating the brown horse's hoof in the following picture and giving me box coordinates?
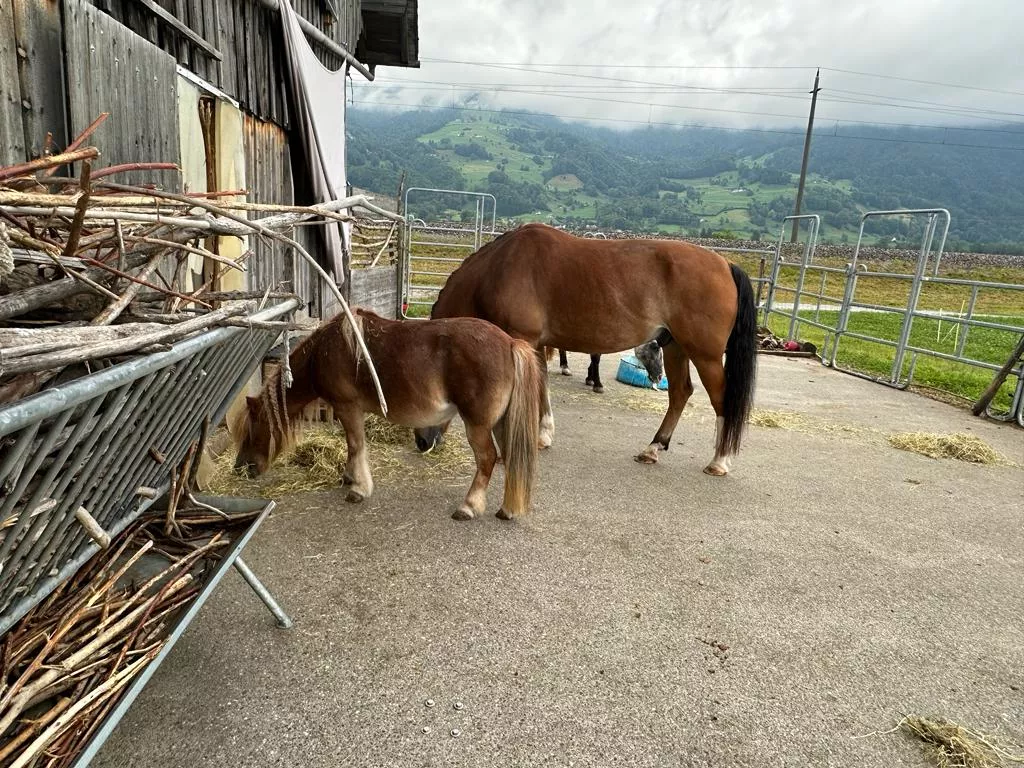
[593,385,604,394]
[496,508,513,521]
[452,506,476,521]
[703,464,728,477]
[635,446,660,464]
[345,489,365,503]
[560,366,572,376]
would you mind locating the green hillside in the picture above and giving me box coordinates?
[347,108,1024,252]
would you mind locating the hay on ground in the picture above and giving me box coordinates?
[887,432,1004,465]
[205,414,475,499]
[899,715,1024,768]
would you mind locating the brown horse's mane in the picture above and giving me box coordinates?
[229,313,360,462]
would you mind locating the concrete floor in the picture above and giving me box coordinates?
[94,353,1023,767]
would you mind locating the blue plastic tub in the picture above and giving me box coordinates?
[616,354,669,390]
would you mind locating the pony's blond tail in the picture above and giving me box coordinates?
[498,341,542,517]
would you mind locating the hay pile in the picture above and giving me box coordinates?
[206,414,476,499]
[748,408,868,436]
[899,716,1024,768]
[887,432,1005,465]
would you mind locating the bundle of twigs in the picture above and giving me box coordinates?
[0,500,258,767]
[0,115,400,410]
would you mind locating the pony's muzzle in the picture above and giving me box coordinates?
[414,427,444,453]
[234,457,257,478]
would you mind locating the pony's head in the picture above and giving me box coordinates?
[634,340,665,387]
[230,375,296,477]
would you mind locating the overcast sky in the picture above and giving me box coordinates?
[352,0,1024,136]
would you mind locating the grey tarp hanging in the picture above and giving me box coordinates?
[278,0,351,308]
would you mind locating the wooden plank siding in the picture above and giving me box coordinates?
[0,0,27,166]
[62,0,181,188]
[88,0,361,128]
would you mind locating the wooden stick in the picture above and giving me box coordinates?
[74,506,111,549]
[8,651,157,768]
[90,253,166,326]
[80,256,213,308]
[90,162,180,180]
[0,303,251,375]
[45,116,108,171]
[0,696,73,763]
[972,334,1024,416]
[61,160,92,258]
[0,148,100,183]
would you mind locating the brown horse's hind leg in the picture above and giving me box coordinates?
[690,355,730,476]
[337,402,374,502]
[636,343,693,464]
[455,422,498,520]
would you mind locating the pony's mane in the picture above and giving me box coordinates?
[228,327,325,462]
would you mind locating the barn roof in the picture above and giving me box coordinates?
[357,0,419,69]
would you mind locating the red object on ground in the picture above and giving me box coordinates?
[783,340,801,351]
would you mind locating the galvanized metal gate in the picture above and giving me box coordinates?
[400,187,497,318]
[0,300,299,637]
[759,210,1024,426]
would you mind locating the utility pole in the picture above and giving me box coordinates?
[791,68,821,243]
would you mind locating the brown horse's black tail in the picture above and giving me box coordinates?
[721,263,758,455]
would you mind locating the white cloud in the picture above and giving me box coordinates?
[353,0,1024,133]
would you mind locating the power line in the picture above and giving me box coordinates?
[821,67,1024,98]
[371,64,1024,124]
[355,84,1024,134]
[350,99,1024,151]
[419,58,1024,99]
[420,57,811,70]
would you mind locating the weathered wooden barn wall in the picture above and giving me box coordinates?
[350,265,396,318]
[0,0,68,165]
[90,0,362,127]
[62,0,182,188]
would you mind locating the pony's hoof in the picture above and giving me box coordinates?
[452,506,476,521]
[703,463,729,477]
[635,446,659,464]
[496,508,513,521]
[592,385,604,394]
[560,367,572,376]
[585,378,594,387]
[345,489,366,503]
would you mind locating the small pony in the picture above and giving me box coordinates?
[231,308,543,521]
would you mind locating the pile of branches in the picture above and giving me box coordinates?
[0,500,260,767]
[0,116,399,406]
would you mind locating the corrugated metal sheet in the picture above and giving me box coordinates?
[63,0,181,189]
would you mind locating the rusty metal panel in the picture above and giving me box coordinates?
[63,0,181,189]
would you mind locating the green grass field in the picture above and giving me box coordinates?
[768,309,1023,411]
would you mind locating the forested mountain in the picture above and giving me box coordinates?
[347,107,1024,251]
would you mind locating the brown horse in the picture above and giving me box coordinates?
[417,223,757,476]
[231,308,542,520]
